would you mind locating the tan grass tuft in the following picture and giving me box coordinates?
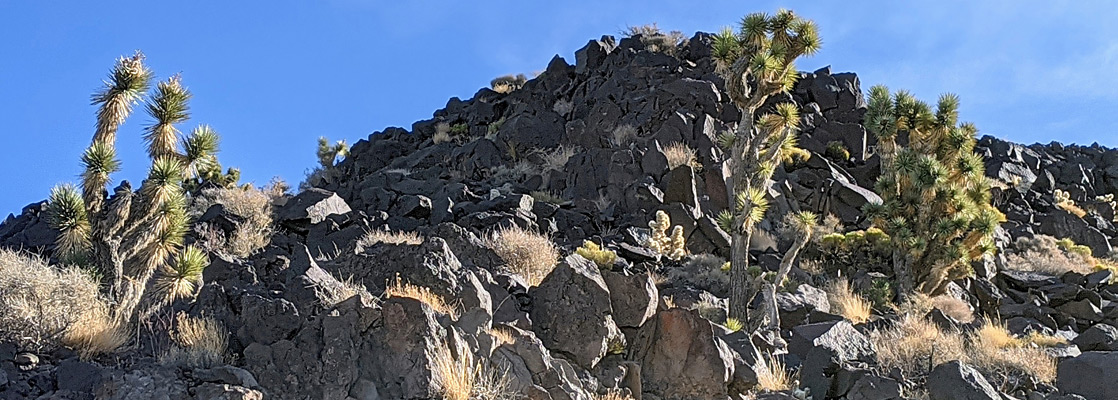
[593,389,635,400]
[385,275,458,318]
[755,353,795,392]
[485,225,559,287]
[358,229,423,249]
[490,325,517,346]
[539,145,577,171]
[663,142,697,170]
[930,295,975,323]
[1004,235,1093,275]
[871,314,967,377]
[316,276,373,307]
[433,338,517,400]
[162,313,227,368]
[62,304,128,360]
[826,279,872,324]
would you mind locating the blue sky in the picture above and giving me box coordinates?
[1,1,1116,215]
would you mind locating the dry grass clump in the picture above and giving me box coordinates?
[358,229,423,249]
[593,390,635,400]
[433,122,455,144]
[872,314,1057,385]
[530,190,566,205]
[385,275,458,318]
[161,313,228,368]
[1004,235,1093,275]
[623,23,686,55]
[871,314,967,377]
[0,249,124,357]
[930,295,975,323]
[755,353,795,392]
[538,145,577,171]
[316,276,373,307]
[826,279,872,324]
[433,338,517,400]
[553,99,574,115]
[610,125,637,147]
[485,226,560,287]
[490,325,517,346]
[663,142,697,170]
[970,321,1057,383]
[190,183,280,258]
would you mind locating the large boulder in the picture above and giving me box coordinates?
[1057,352,1118,399]
[601,270,658,328]
[788,320,874,399]
[276,188,352,232]
[1038,209,1113,257]
[630,308,735,400]
[1072,323,1118,351]
[529,254,619,369]
[926,360,1001,400]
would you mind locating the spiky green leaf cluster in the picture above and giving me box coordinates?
[864,86,1003,294]
[156,245,209,302]
[47,184,91,259]
[317,137,349,168]
[91,51,154,144]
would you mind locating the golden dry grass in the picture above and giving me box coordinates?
[385,275,458,318]
[0,249,124,357]
[485,226,559,287]
[433,338,516,400]
[872,315,1057,384]
[162,313,228,368]
[433,122,454,144]
[663,142,697,170]
[755,353,795,392]
[358,229,424,249]
[826,279,872,324]
[490,326,517,346]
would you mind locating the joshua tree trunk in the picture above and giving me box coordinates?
[892,249,914,301]
[762,233,811,330]
[729,228,753,321]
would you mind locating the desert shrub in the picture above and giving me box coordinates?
[161,313,227,368]
[490,74,527,94]
[538,145,577,171]
[663,142,697,170]
[487,117,506,137]
[1004,235,1093,275]
[825,140,851,161]
[385,275,458,318]
[190,183,278,258]
[826,279,872,324]
[0,249,124,357]
[623,23,686,55]
[668,254,730,296]
[576,241,617,269]
[488,160,538,184]
[610,125,637,147]
[529,190,566,205]
[315,276,373,307]
[552,99,574,115]
[485,226,559,287]
[433,122,454,144]
[449,122,469,135]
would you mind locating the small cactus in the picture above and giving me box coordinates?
[647,210,686,261]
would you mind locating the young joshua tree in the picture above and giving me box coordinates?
[48,52,227,324]
[864,86,1001,296]
[712,10,821,322]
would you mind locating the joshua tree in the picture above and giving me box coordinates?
[863,86,1001,296]
[316,137,349,168]
[712,10,821,322]
[759,211,818,329]
[48,52,225,323]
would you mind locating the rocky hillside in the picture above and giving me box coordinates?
[2,29,1118,400]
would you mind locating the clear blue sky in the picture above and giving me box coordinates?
[2,1,1116,215]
